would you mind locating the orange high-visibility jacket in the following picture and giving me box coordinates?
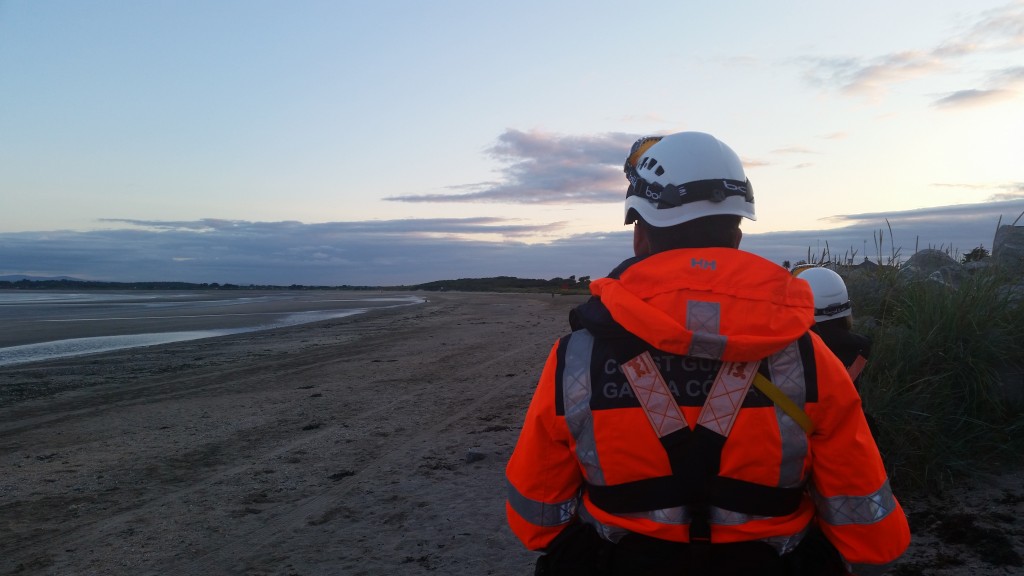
[506,248,910,574]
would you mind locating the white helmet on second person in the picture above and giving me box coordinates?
[624,131,755,227]
[795,267,852,322]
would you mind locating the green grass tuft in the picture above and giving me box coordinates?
[849,266,1024,492]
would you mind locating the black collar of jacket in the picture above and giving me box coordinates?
[569,256,643,337]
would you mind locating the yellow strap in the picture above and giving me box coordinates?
[753,374,814,434]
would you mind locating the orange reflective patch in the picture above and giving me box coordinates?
[698,360,759,437]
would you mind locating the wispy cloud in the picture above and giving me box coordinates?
[932,88,1017,107]
[740,157,772,168]
[990,65,1024,84]
[802,2,1024,107]
[988,181,1024,201]
[849,51,945,97]
[763,147,818,170]
[802,52,944,99]
[823,200,1020,225]
[770,146,819,155]
[932,2,1024,57]
[385,129,639,204]
[929,181,1024,200]
[933,64,1024,107]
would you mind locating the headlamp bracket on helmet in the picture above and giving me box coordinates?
[815,301,852,318]
[626,178,754,210]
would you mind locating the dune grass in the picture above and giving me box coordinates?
[844,262,1024,492]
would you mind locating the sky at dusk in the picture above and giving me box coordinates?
[2,1,1022,286]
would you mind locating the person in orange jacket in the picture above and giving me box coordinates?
[505,131,910,575]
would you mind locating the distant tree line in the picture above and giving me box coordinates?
[414,275,590,293]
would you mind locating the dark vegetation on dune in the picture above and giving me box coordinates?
[798,226,1024,574]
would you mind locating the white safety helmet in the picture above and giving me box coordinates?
[796,267,852,322]
[624,131,755,227]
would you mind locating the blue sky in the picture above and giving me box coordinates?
[1,1,1022,285]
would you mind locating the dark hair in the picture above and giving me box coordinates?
[639,214,742,253]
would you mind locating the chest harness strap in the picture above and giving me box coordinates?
[621,352,760,549]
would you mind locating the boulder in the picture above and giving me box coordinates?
[900,248,963,286]
[992,225,1024,272]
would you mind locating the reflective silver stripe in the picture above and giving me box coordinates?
[620,505,768,527]
[622,506,688,525]
[507,480,578,527]
[711,506,762,526]
[563,331,604,485]
[813,479,898,526]
[760,522,810,555]
[622,351,688,437]
[767,341,809,487]
[697,360,759,437]
[617,505,806,556]
[687,300,726,358]
[579,503,630,543]
[689,332,727,359]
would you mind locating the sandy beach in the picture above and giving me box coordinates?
[1,291,1021,575]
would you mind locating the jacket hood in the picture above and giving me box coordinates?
[575,248,815,361]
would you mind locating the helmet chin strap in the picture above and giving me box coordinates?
[633,222,652,257]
